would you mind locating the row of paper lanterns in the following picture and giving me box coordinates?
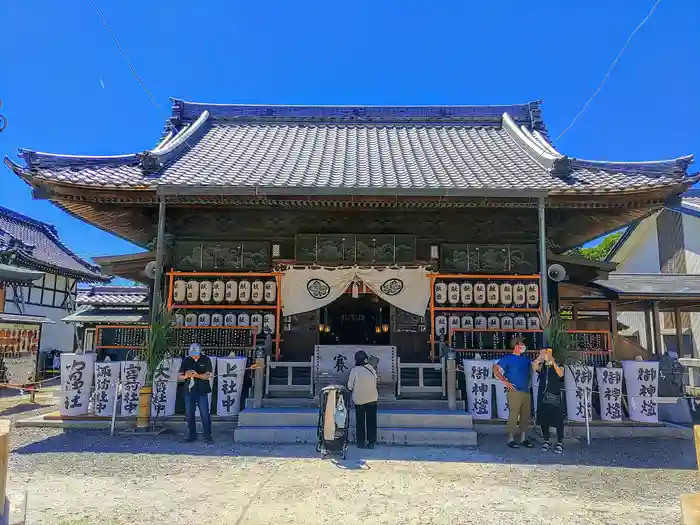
[173,279,277,304]
[174,312,276,334]
[435,314,541,336]
[434,281,539,307]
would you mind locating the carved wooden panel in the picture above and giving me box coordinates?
[173,241,270,271]
[440,244,537,274]
[295,234,416,264]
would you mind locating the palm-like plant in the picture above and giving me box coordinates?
[539,310,574,364]
[140,305,176,386]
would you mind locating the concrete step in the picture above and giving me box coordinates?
[233,425,477,446]
[238,408,472,429]
[258,397,453,411]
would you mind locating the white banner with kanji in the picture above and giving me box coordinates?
[93,361,120,417]
[216,357,247,416]
[596,367,623,422]
[465,359,493,420]
[564,365,594,422]
[60,353,96,416]
[120,361,146,417]
[151,358,182,418]
[622,361,659,423]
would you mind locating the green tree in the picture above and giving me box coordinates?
[565,231,622,261]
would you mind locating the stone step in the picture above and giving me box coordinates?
[233,425,477,446]
[238,408,472,429]
[258,397,453,411]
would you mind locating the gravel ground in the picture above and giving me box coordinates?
[5,412,700,525]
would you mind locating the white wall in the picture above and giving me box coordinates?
[612,219,660,350]
[684,213,700,357]
[3,275,77,354]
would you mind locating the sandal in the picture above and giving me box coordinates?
[520,440,534,448]
[541,440,551,452]
[507,441,520,449]
[554,442,563,454]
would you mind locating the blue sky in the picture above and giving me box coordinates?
[1,0,698,272]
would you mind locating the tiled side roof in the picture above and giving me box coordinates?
[0,206,105,280]
[76,285,149,306]
[4,100,696,196]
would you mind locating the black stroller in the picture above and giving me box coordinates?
[316,384,350,459]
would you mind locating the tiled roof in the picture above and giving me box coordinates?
[0,206,105,281]
[76,285,149,306]
[63,306,149,324]
[5,100,696,196]
[594,274,700,297]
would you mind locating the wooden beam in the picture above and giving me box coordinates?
[644,304,655,354]
[651,301,663,355]
[676,307,685,358]
[609,300,619,360]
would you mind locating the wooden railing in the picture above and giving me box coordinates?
[397,357,445,397]
[265,360,314,396]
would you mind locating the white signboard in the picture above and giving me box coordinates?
[596,367,623,422]
[465,359,493,420]
[216,357,247,416]
[495,380,509,420]
[151,358,182,418]
[314,345,396,386]
[93,361,120,416]
[622,361,659,423]
[60,353,96,416]
[565,365,594,422]
[120,361,146,416]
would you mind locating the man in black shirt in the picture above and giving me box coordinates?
[178,343,214,443]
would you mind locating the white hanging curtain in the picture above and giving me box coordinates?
[357,267,430,317]
[281,267,356,316]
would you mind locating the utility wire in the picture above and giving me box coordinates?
[556,0,662,141]
[87,0,162,112]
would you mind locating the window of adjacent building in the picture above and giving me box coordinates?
[25,273,77,309]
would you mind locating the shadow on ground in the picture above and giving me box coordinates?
[11,428,696,470]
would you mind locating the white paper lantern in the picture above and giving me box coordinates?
[461,315,474,329]
[473,283,486,305]
[447,283,460,305]
[264,280,277,303]
[474,315,487,330]
[527,316,541,330]
[197,313,211,327]
[251,280,264,304]
[199,281,213,303]
[460,282,473,305]
[487,316,500,330]
[513,316,527,330]
[526,282,539,307]
[501,316,514,330]
[500,283,513,305]
[212,280,225,303]
[225,280,238,302]
[263,313,276,334]
[237,313,251,327]
[184,313,197,327]
[211,313,224,327]
[224,313,237,326]
[173,280,187,303]
[238,281,251,303]
[448,315,461,336]
[513,283,526,306]
[250,313,263,334]
[434,315,448,336]
[174,313,184,327]
[486,283,499,305]
[434,282,447,305]
[186,280,199,303]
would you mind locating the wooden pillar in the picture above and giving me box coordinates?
[651,301,663,355]
[675,307,685,358]
[0,420,9,518]
[151,197,167,318]
[0,284,5,313]
[609,300,618,358]
[644,304,654,354]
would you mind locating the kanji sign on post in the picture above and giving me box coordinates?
[93,361,120,416]
[59,353,96,416]
[623,361,659,423]
[216,357,247,417]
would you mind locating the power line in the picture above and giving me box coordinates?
[87,0,162,112]
[556,0,662,142]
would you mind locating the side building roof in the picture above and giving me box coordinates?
[0,205,107,281]
[4,99,696,197]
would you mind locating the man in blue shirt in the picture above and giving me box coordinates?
[494,338,534,448]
